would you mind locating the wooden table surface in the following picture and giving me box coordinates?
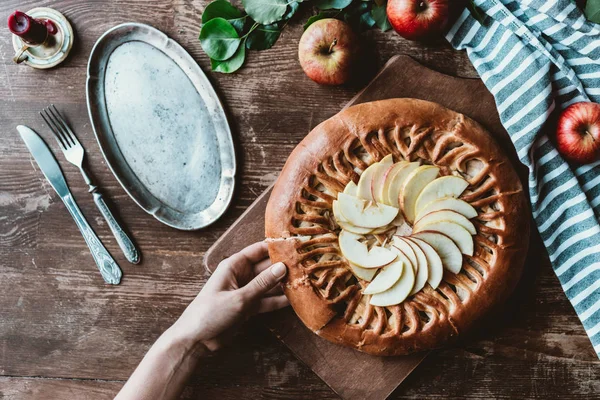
[0,1,598,399]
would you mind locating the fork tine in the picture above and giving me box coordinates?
[40,109,68,151]
[43,106,73,147]
[49,104,79,147]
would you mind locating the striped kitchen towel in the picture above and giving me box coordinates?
[446,0,600,358]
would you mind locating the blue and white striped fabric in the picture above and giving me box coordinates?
[446,0,600,358]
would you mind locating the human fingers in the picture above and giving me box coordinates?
[227,241,269,266]
[256,294,290,314]
[253,258,272,275]
[240,262,287,299]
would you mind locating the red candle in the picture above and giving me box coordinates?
[7,10,49,45]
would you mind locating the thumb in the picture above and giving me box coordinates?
[241,262,287,299]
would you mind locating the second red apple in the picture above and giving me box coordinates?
[387,0,449,41]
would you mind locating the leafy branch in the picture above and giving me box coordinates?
[199,0,393,73]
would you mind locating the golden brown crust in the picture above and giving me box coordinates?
[265,98,529,356]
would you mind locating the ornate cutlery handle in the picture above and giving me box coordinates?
[93,192,140,264]
[63,194,122,284]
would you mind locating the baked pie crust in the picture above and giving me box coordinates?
[265,99,529,356]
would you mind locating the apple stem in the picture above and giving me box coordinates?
[586,130,595,141]
[328,38,337,54]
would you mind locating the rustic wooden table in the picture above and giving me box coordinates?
[0,1,598,399]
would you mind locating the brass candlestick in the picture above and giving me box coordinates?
[11,8,73,69]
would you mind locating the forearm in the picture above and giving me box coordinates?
[115,325,207,400]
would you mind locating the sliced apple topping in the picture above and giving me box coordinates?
[348,262,378,282]
[343,180,358,196]
[414,175,469,217]
[370,247,416,307]
[332,200,372,234]
[356,162,380,201]
[372,155,394,203]
[332,155,480,306]
[391,235,417,267]
[339,230,397,268]
[385,162,420,207]
[412,231,463,274]
[407,237,443,289]
[363,258,403,294]
[414,209,476,234]
[400,165,440,223]
[413,220,473,255]
[400,237,429,295]
[337,193,399,228]
[415,197,477,221]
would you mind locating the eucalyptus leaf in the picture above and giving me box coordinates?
[371,4,391,31]
[202,0,246,32]
[246,24,281,50]
[242,0,288,24]
[199,18,241,61]
[585,0,600,24]
[315,0,353,10]
[211,42,246,73]
[283,1,300,20]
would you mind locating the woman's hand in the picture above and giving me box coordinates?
[115,241,288,400]
[171,241,289,351]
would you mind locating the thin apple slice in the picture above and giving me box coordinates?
[343,180,358,196]
[386,162,420,207]
[407,237,443,289]
[348,262,378,282]
[415,197,477,221]
[412,231,463,274]
[370,247,416,307]
[339,230,397,268]
[337,221,373,235]
[372,155,394,203]
[391,235,417,267]
[356,162,380,201]
[415,176,469,217]
[400,165,440,223]
[400,237,429,295]
[414,209,476,234]
[363,258,403,294]
[333,200,372,234]
[380,161,408,206]
[337,193,399,228]
[414,221,473,255]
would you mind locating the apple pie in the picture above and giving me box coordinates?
[265,99,529,356]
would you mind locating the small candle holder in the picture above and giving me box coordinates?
[9,8,73,69]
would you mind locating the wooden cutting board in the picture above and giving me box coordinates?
[205,55,520,399]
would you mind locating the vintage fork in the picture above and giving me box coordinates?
[41,105,140,264]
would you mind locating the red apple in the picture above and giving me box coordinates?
[387,0,449,41]
[298,19,358,86]
[556,102,600,164]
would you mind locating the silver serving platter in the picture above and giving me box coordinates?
[87,23,236,230]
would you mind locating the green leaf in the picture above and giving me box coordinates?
[211,43,246,73]
[202,0,246,32]
[283,1,300,20]
[371,4,391,31]
[304,12,334,30]
[242,0,288,24]
[246,24,281,50]
[359,10,376,29]
[585,0,600,24]
[199,18,241,61]
[315,0,353,10]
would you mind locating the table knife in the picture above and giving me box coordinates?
[18,125,122,284]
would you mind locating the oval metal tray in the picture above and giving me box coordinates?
[86,23,236,230]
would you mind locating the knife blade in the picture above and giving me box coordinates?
[18,125,122,284]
